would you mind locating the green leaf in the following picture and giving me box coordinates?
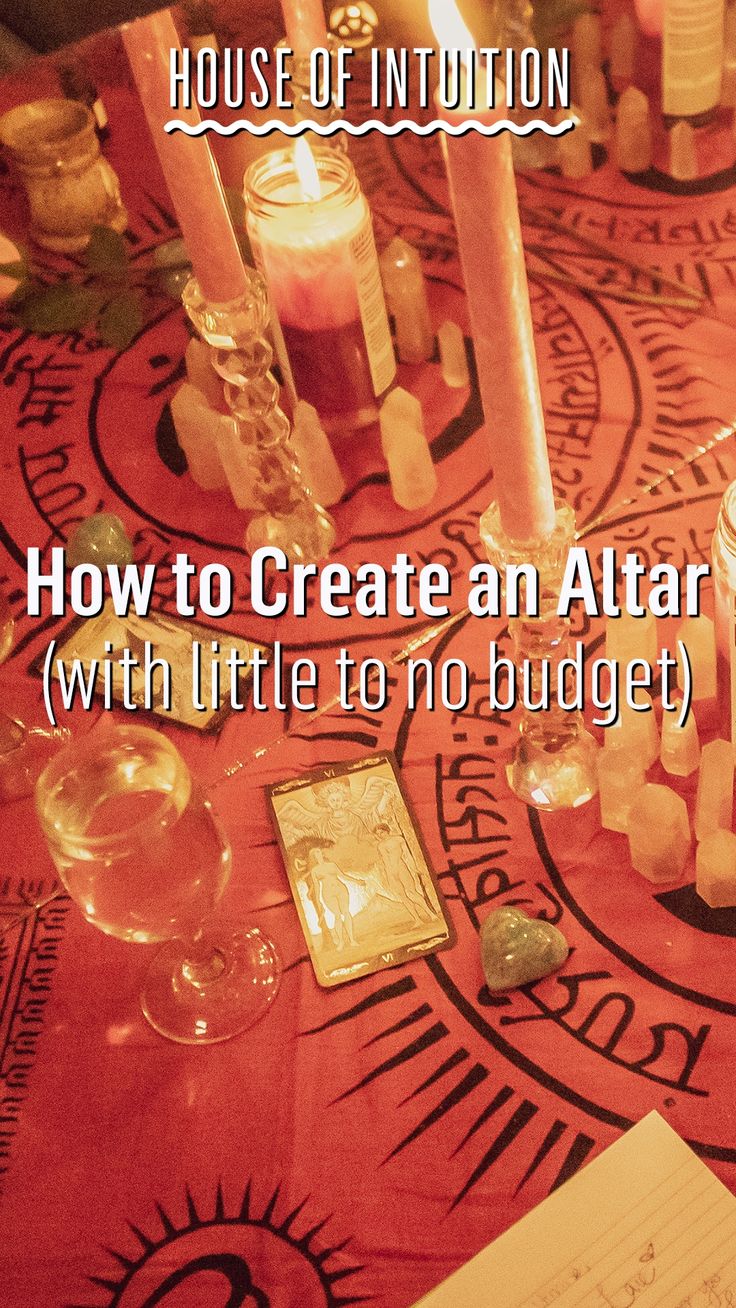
[152,236,189,269]
[0,260,26,279]
[85,225,128,275]
[16,284,103,334]
[97,290,144,349]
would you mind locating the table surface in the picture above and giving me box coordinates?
[3,8,736,1306]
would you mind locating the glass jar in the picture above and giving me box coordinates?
[245,145,396,430]
[633,0,725,124]
[712,479,736,741]
[0,98,127,253]
[662,0,724,123]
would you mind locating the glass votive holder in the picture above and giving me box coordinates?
[0,98,127,253]
[244,144,396,431]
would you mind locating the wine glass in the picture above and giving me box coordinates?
[0,584,13,664]
[35,724,281,1043]
[0,581,71,804]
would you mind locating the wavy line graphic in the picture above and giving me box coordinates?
[164,116,575,138]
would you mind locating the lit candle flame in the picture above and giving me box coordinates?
[428,0,477,56]
[294,137,322,202]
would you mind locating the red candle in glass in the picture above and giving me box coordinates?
[245,141,396,429]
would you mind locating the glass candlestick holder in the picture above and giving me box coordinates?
[182,274,336,563]
[480,499,599,811]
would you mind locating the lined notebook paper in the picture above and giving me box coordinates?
[415,1112,736,1306]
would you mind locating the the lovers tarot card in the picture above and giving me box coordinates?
[268,752,454,987]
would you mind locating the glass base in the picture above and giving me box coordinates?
[245,508,336,565]
[141,924,281,1044]
[507,726,600,812]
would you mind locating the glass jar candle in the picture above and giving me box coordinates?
[245,144,396,430]
[712,479,736,741]
[0,98,127,253]
[662,0,724,123]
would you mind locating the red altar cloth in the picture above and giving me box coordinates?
[3,9,736,1306]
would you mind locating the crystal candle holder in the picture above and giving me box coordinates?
[182,274,335,563]
[480,499,599,811]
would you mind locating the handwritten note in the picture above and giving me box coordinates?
[415,1112,736,1308]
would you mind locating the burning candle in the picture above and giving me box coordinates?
[430,0,556,542]
[122,10,247,305]
[244,140,396,428]
[280,0,327,58]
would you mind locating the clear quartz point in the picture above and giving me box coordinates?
[697,830,736,907]
[627,783,691,882]
[615,88,653,173]
[438,321,469,388]
[695,739,734,842]
[598,749,646,833]
[660,707,701,777]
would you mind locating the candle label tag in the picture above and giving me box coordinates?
[349,217,397,397]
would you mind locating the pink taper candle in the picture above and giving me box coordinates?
[634,0,664,37]
[430,1,556,542]
[280,0,328,58]
[122,10,248,305]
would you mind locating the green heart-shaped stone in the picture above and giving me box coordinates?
[480,906,569,992]
[67,513,132,569]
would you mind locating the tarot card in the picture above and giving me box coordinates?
[268,752,455,987]
[34,598,267,733]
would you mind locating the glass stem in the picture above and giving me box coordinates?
[181,930,227,988]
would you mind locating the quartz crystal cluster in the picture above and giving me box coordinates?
[600,610,736,907]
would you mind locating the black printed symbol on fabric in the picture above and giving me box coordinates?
[656,884,736,939]
[136,1253,268,1308]
[66,1181,368,1308]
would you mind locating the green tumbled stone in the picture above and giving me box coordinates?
[480,906,569,992]
[67,513,133,569]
